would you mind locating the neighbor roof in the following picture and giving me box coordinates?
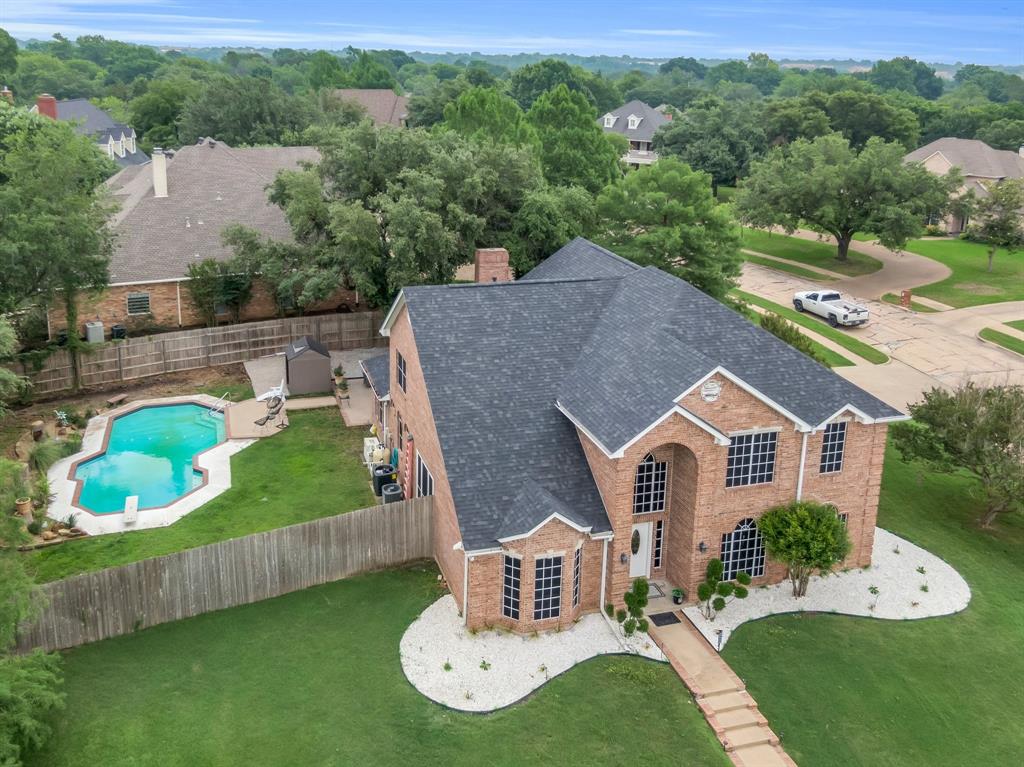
[905,137,1024,180]
[394,237,903,550]
[360,353,390,400]
[105,139,318,284]
[333,89,409,127]
[51,98,149,167]
[599,100,670,142]
[285,336,329,360]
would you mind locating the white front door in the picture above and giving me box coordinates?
[629,522,652,578]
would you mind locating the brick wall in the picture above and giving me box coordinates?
[48,280,359,339]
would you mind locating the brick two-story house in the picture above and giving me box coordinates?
[365,239,905,633]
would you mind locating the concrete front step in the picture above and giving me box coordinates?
[723,722,778,751]
[700,689,756,714]
[730,742,793,767]
[715,707,763,730]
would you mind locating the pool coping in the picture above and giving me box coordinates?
[47,395,257,536]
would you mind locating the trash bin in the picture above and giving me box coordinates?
[111,324,127,340]
[382,483,403,504]
[372,464,397,496]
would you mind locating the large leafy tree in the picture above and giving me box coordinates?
[975,118,1024,151]
[758,501,851,597]
[527,84,623,193]
[441,87,538,149]
[653,96,766,193]
[177,76,317,146]
[0,104,115,337]
[892,384,1024,527]
[508,185,594,274]
[596,157,742,299]
[736,133,959,262]
[0,27,16,79]
[972,178,1024,272]
[508,59,596,110]
[822,90,920,149]
[129,77,201,151]
[869,57,944,99]
[761,97,832,145]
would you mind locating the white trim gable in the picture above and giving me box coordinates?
[676,366,814,431]
[497,512,592,543]
[379,290,407,337]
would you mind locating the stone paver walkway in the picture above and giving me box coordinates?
[649,617,796,767]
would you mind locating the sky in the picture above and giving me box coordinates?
[2,0,1023,65]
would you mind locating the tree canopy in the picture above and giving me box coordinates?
[971,178,1024,271]
[441,86,538,149]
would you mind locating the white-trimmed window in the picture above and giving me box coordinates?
[603,114,616,128]
[502,555,521,620]
[653,519,664,569]
[396,352,407,392]
[633,453,667,514]
[819,422,847,474]
[627,114,641,129]
[533,556,563,620]
[721,518,765,580]
[126,292,151,316]
[572,547,582,608]
[415,452,433,497]
[726,431,778,487]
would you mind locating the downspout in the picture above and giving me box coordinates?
[462,546,469,627]
[796,431,809,501]
[598,536,628,649]
[176,281,183,327]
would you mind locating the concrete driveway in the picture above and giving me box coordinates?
[740,263,1024,412]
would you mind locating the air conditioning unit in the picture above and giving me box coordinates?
[85,321,104,343]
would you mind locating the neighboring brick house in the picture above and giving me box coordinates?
[48,138,359,339]
[332,89,409,127]
[599,100,671,168]
[32,93,149,168]
[904,137,1024,233]
[364,239,905,634]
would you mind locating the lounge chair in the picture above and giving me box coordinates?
[254,396,286,429]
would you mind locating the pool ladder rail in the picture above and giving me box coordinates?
[208,392,230,415]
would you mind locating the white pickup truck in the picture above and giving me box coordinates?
[792,290,870,327]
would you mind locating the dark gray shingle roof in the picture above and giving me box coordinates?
[285,336,329,360]
[599,100,671,142]
[360,353,390,399]
[54,98,149,167]
[401,238,902,549]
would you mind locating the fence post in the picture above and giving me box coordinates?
[117,343,124,382]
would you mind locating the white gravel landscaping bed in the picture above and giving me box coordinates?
[400,595,665,712]
[684,527,971,649]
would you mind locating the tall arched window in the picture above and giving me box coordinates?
[633,453,667,514]
[720,518,765,580]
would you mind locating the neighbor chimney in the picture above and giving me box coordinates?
[0,87,12,105]
[36,93,57,120]
[474,248,513,283]
[152,148,168,199]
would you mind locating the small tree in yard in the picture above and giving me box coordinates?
[972,178,1024,272]
[736,133,959,263]
[622,578,650,635]
[891,383,1024,527]
[757,501,852,597]
[697,559,750,621]
[758,311,826,366]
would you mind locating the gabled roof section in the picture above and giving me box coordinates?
[521,237,640,282]
[904,137,1024,180]
[285,336,329,360]
[359,353,390,400]
[557,264,904,456]
[333,89,409,126]
[598,100,670,142]
[496,479,594,542]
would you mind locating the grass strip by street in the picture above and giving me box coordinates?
[979,327,1024,357]
[881,293,939,313]
[1006,319,1024,332]
[724,444,1024,767]
[739,228,883,277]
[903,239,1024,308]
[739,306,854,368]
[734,289,889,364]
[26,565,730,767]
[741,252,834,281]
[25,410,375,583]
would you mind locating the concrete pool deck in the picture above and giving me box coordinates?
[47,394,256,536]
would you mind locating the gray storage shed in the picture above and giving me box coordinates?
[285,336,332,395]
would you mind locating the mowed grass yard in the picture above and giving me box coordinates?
[26,564,730,767]
[740,228,883,277]
[904,238,1024,308]
[724,446,1024,766]
[26,409,375,583]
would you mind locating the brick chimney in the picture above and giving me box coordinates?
[474,247,513,283]
[151,148,168,198]
[0,87,12,105]
[36,93,58,120]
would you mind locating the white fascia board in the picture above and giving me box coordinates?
[813,405,910,430]
[556,401,618,458]
[379,290,406,337]
[589,530,615,540]
[464,546,504,556]
[613,405,730,457]
[496,512,593,544]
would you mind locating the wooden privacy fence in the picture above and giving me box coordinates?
[11,311,385,396]
[16,497,433,653]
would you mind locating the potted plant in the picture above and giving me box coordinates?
[337,376,349,400]
[54,409,70,436]
[15,496,32,518]
[672,588,685,605]
[333,365,344,385]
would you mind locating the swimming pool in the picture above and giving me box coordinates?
[73,403,226,514]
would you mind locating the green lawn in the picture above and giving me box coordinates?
[25,564,730,767]
[903,239,1024,308]
[740,228,883,277]
[741,252,834,282]
[734,290,889,364]
[724,446,1024,766]
[881,292,939,313]
[979,327,1024,356]
[26,410,375,583]
[1006,319,1024,333]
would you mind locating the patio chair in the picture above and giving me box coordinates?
[253,396,285,428]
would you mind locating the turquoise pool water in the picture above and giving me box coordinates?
[74,404,226,514]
